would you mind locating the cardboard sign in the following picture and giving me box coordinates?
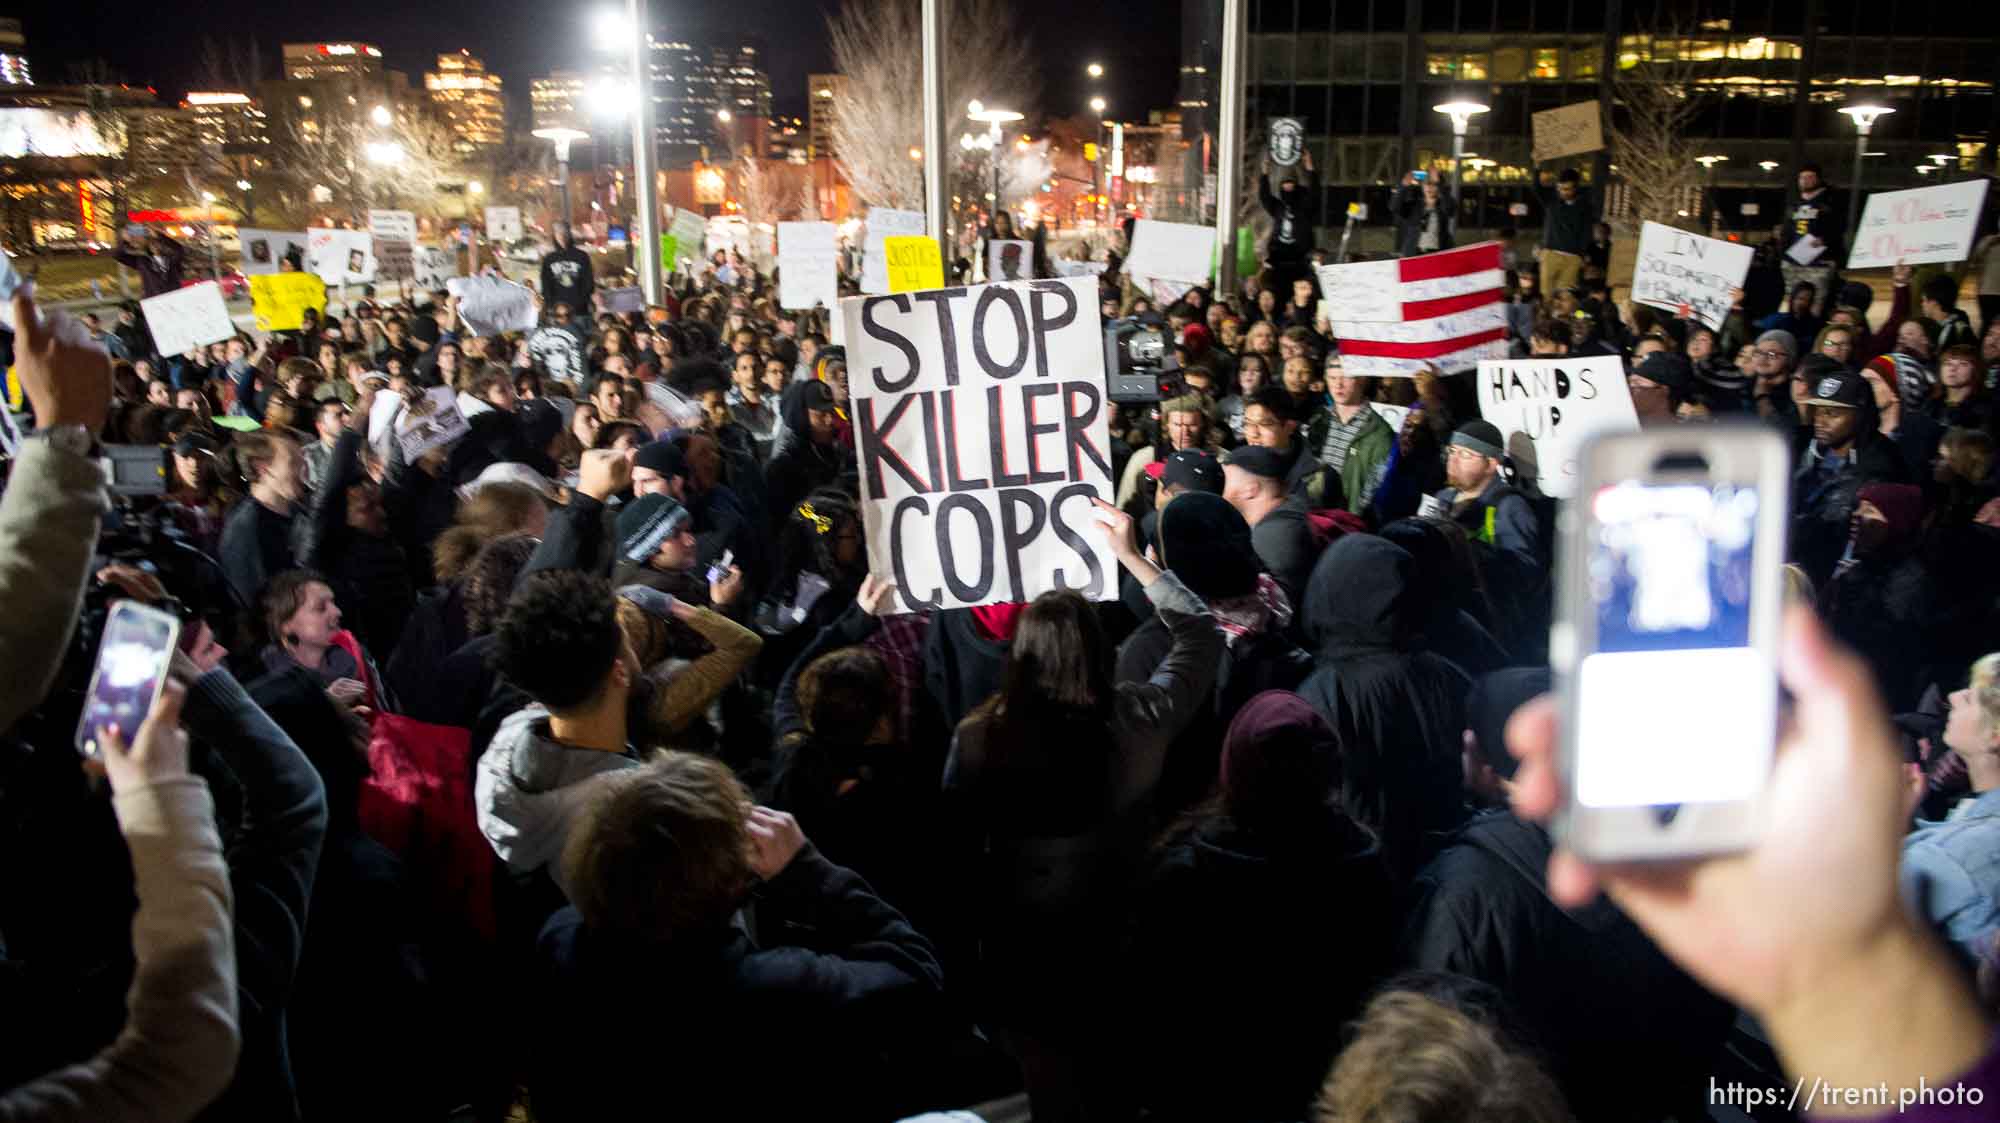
[236,229,309,276]
[602,286,645,315]
[862,208,926,295]
[394,386,471,461]
[484,206,523,242]
[838,274,1116,612]
[1124,219,1214,286]
[1268,117,1306,167]
[778,221,839,311]
[1475,355,1639,499]
[305,228,375,285]
[412,246,457,290]
[1630,221,1754,331]
[1846,178,1991,270]
[140,281,234,356]
[1532,101,1603,163]
[884,236,944,293]
[373,240,414,281]
[450,274,538,337]
[988,239,1033,283]
[248,272,327,332]
[368,209,416,244]
[1054,259,1108,278]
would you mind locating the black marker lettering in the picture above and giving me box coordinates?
[935,494,995,604]
[860,295,920,393]
[971,285,1029,380]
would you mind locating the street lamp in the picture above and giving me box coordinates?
[1090,96,1107,113]
[593,0,660,301]
[968,101,1023,252]
[365,141,405,166]
[1758,160,1779,172]
[1838,103,1894,252]
[1086,62,1104,79]
[1696,155,1728,230]
[1432,98,1489,208]
[370,104,393,128]
[533,126,590,232]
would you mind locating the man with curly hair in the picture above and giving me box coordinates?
[474,569,642,891]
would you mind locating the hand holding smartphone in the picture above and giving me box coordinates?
[1553,427,1789,861]
[76,601,181,760]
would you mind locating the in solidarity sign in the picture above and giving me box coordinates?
[838,275,1117,613]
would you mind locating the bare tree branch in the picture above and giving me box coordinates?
[1609,25,1709,232]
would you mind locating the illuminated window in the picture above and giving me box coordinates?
[1426,53,1456,76]
[1533,48,1561,78]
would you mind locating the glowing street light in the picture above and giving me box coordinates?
[1432,98,1488,200]
[590,8,633,50]
[1090,96,1107,114]
[534,125,590,227]
[1086,62,1104,79]
[1837,104,1894,245]
[370,104,393,127]
[467,180,484,196]
[235,179,252,191]
[716,108,732,123]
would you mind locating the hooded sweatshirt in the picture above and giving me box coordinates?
[473,706,641,891]
[1295,535,1471,876]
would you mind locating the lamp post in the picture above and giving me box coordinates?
[968,101,1023,254]
[533,127,590,233]
[1696,154,1728,234]
[199,190,221,282]
[1838,104,1893,256]
[1090,96,1108,227]
[1432,99,1490,215]
[593,2,662,302]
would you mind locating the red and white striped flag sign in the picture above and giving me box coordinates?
[1315,241,1507,376]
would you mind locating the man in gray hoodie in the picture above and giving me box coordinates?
[475,569,642,892]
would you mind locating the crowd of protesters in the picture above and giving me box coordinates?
[0,151,1997,1123]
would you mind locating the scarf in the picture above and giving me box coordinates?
[1209,573,1292,649]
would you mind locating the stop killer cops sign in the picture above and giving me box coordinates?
[839,274,1117,613]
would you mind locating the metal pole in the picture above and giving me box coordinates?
[1451,127,1466,217]
[628,0,664,304]
[1215,0,1247,297]
[921,0,950,268]
[557,154,574,236]
[1846,123,1868,254]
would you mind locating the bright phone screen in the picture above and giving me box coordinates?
[1575,481,1775,808]
[77,606,176,758]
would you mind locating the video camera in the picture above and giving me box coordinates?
[1103,314,1182,405]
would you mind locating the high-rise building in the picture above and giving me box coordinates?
[427,50,505,149]
[282,42,386,81]
[646,32,772,163]
[0,18,30,86]
[807,73,846,160]
[531,72,587,135]
[182,92,269,150]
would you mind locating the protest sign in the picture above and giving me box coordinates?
[862,208,926,295]
[412,246,457,290]
[450,274,538,336]
[0,401,18,458]
[1532,101,1603,163]
[368,209,416,244]
[1846,178,1991,269]
[884,236,944,293]
[1124,219,1214,286]
[778,221,839,311]
[373,240,414,281]
[236,229,309,276]
[670,208,706,251]
[484,206,522,242]
[305,228,375,285]
[1476,355,1639,499]
[1268,117,1306,167]
[988,239,1033,283]
[394,386,471,462]
[248,272,327,332]
[602,286,645,315]
[1370,401,1411,436]
[1054,259,1107,279]
[839,274,1118,613]
[1630,221,1754,331]
[140,281,234,356]
[1317,241,1508,375]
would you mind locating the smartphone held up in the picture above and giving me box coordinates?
[1553,426,1789,862]
[74,601,180,759]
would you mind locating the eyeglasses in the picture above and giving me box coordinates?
[1754,348,1789,360]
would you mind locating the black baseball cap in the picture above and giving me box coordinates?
[1805,366,1870,409]
[1159,448,1223,494]
[1221,445,1288,480]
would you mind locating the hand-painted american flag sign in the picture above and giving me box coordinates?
[1315,241,1507,376]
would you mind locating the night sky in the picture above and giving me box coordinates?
[13,0,1181,124]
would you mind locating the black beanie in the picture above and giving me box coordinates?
[1157,491,1262,601]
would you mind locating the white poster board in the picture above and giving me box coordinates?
[1124,219,1214,287]
[861,208,926,295]
[394,386,471,462]
[305,228,376,285]
[450,274,538,336]
[1267,117,1306,167]
[1476,355,1639,499]
[483,206,522,243]
[838,274,1117,612]
[1054,259,1108,279]
[1531,101,1604,163]
[140,281,235,356]
[988,239,1033,283]
[373,240,414,281]
[1629,221,1755,331]
[1846,178,1991,270]
[411,246,457,290]
[236,229,308,276]
[778,220,839,311]
[368,209,416,244]
[601,286,645,315]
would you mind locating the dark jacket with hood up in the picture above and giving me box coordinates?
[763,382,847,534]
[1294,536,1470,877]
